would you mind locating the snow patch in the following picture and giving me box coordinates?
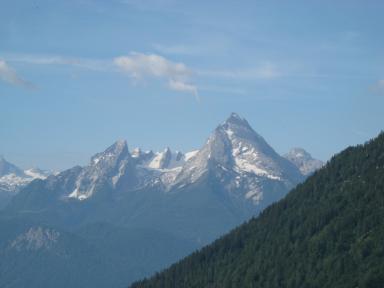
[185,150,199,161]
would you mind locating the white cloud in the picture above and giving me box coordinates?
[0,59,34,89]
[168,79,199,101]
[114,53,190,79]
[114,52,198,98]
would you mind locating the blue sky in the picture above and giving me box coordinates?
[1,0,384,170]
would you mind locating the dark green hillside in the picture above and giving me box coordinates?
[131,132,384,288]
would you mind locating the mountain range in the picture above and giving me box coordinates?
[0,113,323,288]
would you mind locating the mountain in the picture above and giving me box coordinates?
[173,113,303,202]
[284,147,324,176]
[6,114,304,242]
[130,132,384,288]
[0,157,50,208]
[0,113,313,287]
[67,139,135,200]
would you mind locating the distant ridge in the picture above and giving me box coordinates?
[0,157,50,208]
[284,147,324,176]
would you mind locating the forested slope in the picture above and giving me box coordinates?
[131,132,384,288]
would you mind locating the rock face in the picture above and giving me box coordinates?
[284,147,324,176]
[9,227,60,252]
[68,140,134,200]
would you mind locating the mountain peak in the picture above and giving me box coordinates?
[91,140,129,166]
[286,147,311,158]
[0,157,25,177]
[173,114,303,198]
[224,112,250,127]
[221,113,256,141]
[69,140,133,200]
[111,139,128,152]
[229,112,241,119]
[284,147,323,176]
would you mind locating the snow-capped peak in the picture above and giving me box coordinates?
[220,114,284,178]
[172,113,303,203]
[69,140,132,200]
[90,140,129,166]
[0,158,51,195]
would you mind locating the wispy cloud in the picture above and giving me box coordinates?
[4,53,200,98]
[197,62,280,80]
[0,59,35,89]
[198,85,247,95]
[6,54,110,71]
[153,44,200,55]
[3,52,284,98]
[153,43,209,56]
[168,79,199,100]
[114,52,198,100]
